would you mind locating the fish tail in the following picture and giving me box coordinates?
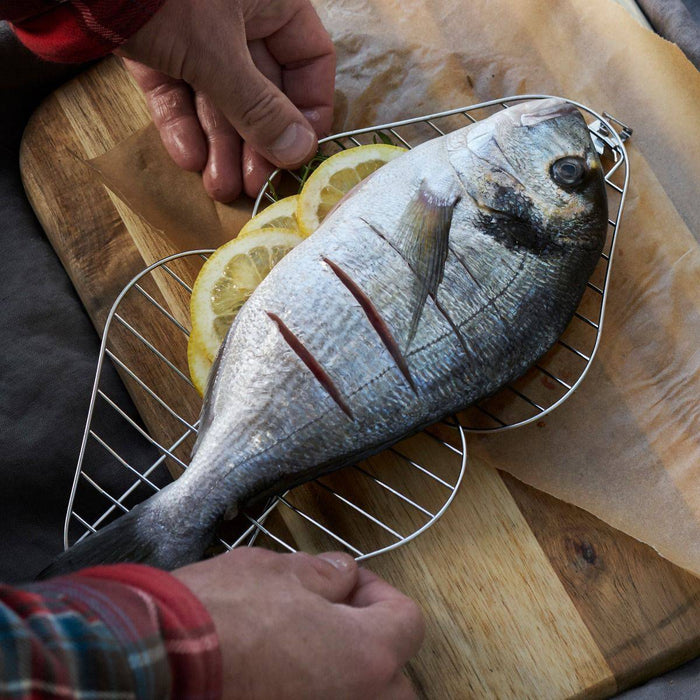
[36,487,217,579]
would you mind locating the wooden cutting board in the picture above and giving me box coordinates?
[19,56,700,699]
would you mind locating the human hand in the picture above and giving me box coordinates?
[172,548,425,699]
[117,0,335,202]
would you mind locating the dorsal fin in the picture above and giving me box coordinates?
[395,182,457,344]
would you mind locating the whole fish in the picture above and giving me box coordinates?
[42,98,607,576]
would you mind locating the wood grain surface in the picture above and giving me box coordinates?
[19,55,700,699]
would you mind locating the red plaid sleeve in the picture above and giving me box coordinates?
[1,0,166,63]
[0,564,222,699]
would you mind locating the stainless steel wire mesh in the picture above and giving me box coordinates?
[65,95,630,560]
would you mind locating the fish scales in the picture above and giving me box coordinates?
[41,98,608,575]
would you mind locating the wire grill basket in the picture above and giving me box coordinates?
[65,95,630,560]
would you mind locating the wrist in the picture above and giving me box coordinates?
[5,0,168,63]
[77,564,223,698]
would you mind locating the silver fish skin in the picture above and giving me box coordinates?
[40,98,607,576]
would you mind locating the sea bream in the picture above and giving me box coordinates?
[42,98,608,576]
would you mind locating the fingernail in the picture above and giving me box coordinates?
[268,122,316,166]
[301,108,321,126]
[317,552,353,571]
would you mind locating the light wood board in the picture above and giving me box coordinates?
[19,56,700,699]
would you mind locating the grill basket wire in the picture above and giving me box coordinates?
[65,95,629,560]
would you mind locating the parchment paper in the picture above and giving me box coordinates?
[91,0,700,575]
[89,122,252,250]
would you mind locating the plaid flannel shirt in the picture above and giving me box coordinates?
[0,564,222,699]
[2,0,166,62]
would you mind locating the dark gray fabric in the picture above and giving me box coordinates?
[616,658,700,699]
[681,0,700,24]
[0,25,163,584]
[637,0,700,69]
[0,14,697,698]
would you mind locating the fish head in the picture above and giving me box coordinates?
[447,98,608,254]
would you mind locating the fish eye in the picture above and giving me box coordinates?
[550,156,588,188]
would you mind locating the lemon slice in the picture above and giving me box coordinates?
[238,195,301,239]
[187,331,214,397]
[296,144,406,236]
[190,229,304,363]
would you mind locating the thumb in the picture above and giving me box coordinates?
[284,551,359,603]
[203,57,318,170]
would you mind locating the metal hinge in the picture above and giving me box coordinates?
[589,113,633,161]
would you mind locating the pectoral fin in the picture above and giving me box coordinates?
[396,182,457,344]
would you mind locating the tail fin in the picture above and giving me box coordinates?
[37,496,214,579]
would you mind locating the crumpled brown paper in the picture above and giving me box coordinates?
[91,0,700,575]
[89,123,252,250]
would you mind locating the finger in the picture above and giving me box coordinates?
[350,569,425,664]
[194,92,243,203]
[249,38,282,85]
[242,40,282,197]
[242,143,277,199]
[123,58,207,172]
[256,1,336,138]
[383,671,418,700]
[281,551,359,603]
[348,568,407,608]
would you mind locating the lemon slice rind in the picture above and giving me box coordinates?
[238,195,301,239]
[190,229,304,363]
[296,144,406,237]
[187,331,214,397]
